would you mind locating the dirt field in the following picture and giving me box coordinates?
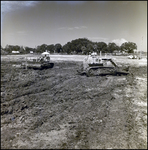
[1,55,147,149]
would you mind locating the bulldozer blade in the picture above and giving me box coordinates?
[77,70,87,76]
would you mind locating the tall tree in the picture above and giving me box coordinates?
[46,44,55,53]
[87,43,94,53]
[81,46,87,54]
[36,44,47,53]
[54,43,62,53]
[24,46,34,53]
[63,42,72,54]
[107,42,118,53]
[120,42,137,53]
[19,46,25,54]
[97,42,107,53]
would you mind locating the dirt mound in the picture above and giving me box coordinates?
[1,61,147,149]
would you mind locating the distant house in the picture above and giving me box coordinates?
[133,49,137,53]
[113,50,119,53]
[41,51,50,56]
[12,51,20,54]
[113,50,122,55]
[122,49,128,53]
[30,51,33,54]
[122,51,128,55]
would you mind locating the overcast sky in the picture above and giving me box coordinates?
[1,1,147,51]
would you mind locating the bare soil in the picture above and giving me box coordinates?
[1,55,147,149]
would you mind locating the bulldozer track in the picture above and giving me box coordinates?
[87,67,117,77]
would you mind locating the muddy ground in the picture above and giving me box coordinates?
[1,57,147,149]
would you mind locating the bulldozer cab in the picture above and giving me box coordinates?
[39,54,50,63]
[83,52,103,70]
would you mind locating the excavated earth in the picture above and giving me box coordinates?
[1,58,147,149]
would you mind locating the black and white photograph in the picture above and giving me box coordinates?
[1,1,147,149]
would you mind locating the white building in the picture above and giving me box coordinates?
[12,51,20,54]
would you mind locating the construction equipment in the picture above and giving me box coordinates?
[127,55,137,59]
[77,52,129,77]
[21,52,54,70]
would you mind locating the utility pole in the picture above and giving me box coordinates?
[100,51,102,57]
[25,47,27,70]
[140,36,143,59]
[35,45,37,54]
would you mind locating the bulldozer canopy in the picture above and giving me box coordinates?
[41,52,50,56]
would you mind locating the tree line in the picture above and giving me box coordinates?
[1,38,137,55]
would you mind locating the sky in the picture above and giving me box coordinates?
[1,1,147,51]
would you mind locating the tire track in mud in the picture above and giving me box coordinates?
[58,76,119,149]
[78,76,127,149]
[93,76,129,149]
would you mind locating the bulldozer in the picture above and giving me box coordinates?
[21,52,54,70]
[77,52,129,77]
